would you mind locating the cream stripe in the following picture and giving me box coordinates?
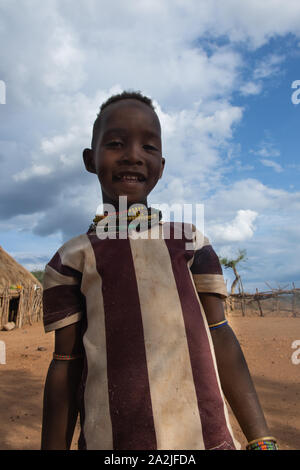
[193,225,210,251]
[79,236,113,450]
[44,312,82,333]
[43,264,79,290]
[188,268,241,449]
[187,253,194,269]
[129,224,204,450]
[58,234,88,272]
[193,274,228,298]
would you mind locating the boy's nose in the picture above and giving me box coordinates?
[120,144,144,165]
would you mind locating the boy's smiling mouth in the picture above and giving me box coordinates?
[113,171,146,184]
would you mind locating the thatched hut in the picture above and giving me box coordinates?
[0,246,43,329]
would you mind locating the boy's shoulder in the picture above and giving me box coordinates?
[46,231,91,272]
[57,231,91,254]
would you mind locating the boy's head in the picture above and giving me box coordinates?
[83,90,165,210]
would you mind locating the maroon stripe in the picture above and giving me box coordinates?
[87,233,157,450]
[164,222,235,450]
[48,252,82,281]
[78,313,88,450]
[190,245,223,275]
[43,285,85,326]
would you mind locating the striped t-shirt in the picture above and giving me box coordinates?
[43,219,239,450]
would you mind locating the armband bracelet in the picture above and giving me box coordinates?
[53,353,83,361]
[246,436,278,450]
[208,319,228,330]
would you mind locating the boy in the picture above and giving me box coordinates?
[41,91,277,450]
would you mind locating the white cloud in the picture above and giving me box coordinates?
[250,138,281,158]
[260,159,283,173]
[3,0,299,110]
[206,178,300,216]
[239,81,263,96]
[207,209,258,242]
[203,0,300,48]
[156,100,243,181]
[254,147,281,158]
[239,54,285,98]
[43,26,86,92]
[13,164,53,182]
[253,54,285,80]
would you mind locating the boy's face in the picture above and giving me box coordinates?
[83,99,165,209]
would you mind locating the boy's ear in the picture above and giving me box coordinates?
[159,157,165,179]
[83,148,96,174]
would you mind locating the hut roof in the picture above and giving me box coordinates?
[0,246,42,289]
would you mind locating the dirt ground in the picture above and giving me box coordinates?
[0,316,299,451]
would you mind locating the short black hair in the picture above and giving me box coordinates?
[91,90,156,150]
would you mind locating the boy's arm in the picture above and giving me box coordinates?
[199,292,270,444]
[41,321,84,450]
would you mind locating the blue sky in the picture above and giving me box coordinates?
[1,0,300,293]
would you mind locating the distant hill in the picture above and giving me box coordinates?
[31,270,44,284]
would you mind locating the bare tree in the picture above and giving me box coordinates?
[219,249,247,295]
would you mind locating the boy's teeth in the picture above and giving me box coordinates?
[115,173,145,182]
[121,175,139,181]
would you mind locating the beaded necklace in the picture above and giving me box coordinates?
[88,206,162,233]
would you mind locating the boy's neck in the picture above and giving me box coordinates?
[90,195,162,233]
[101,195,149,214]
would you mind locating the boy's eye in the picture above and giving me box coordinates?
[143,144,158,151]
[106,141,123,147]
[105,141,158,151]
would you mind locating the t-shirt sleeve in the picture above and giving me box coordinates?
[42,251,85,333]
[189,228,228,299]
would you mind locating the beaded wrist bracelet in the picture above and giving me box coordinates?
[53,353,83,361]
[246,436,278,450]
[208,319,228,330]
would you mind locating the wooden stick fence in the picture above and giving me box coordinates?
[226,285,300,317]
[0,286,43,329]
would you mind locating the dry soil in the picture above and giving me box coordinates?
[0,316,299,450]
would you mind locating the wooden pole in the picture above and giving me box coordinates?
[255,288,264,317]
[3,288,10,326]
[28,286,34,325]
[292,282,296,318]
[17,288,24,328]
[224,298,228,316]
[0,290,3,328]
[239,277,246,317]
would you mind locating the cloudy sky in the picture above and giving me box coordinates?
[1,0,300,293]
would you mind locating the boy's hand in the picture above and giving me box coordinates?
[41,322,84,450]
[199,292,271,445]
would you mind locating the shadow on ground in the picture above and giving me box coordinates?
[0,368,44,450]
[253,374,300,450]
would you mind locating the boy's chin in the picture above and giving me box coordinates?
[118,194,147,206]
[103,192,148,208]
